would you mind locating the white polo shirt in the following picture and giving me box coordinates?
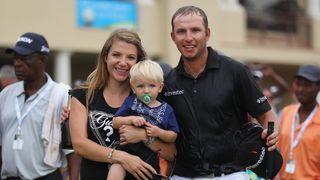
[0,74,67,179]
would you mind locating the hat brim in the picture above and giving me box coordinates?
[5,46,35,55]
[295,74,319,82]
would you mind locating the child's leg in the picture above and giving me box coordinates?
[107,163,126,180]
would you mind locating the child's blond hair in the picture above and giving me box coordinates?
[129,59,164,84]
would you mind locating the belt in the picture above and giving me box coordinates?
[205,163,244,177]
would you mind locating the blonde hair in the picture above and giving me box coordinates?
[85,28,147,107]
[129,60,164,84]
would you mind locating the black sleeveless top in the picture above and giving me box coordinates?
[72,88,120,180]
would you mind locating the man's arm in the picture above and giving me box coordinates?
[256,109,279,151]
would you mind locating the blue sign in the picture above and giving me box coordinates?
[76,0,137,29]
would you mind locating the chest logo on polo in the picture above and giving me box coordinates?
[164,90,184,97]
[256,96,267,104]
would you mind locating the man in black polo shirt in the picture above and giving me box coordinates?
[163,6,279,179]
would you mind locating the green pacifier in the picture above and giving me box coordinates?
[142,94,152,104]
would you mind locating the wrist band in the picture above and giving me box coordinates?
[108,148,115,163]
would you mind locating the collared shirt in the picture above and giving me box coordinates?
[0,74,66,179]
[279,103,320,180]
[163,47,271,177]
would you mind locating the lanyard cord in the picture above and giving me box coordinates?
[15,83,51,127]
[289,104,318,159]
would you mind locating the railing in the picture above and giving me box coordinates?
[243,2,310,48]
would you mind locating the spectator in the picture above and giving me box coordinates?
[0,32,78,179]
[278,64,320,179]
[250,64,289,112]
[0,65,17,92]
[158,62,172,75]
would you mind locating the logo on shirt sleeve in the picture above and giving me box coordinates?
[256,96,267,104]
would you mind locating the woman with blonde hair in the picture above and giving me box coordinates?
[69,29,176,180]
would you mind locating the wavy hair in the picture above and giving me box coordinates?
[85,28,147,107]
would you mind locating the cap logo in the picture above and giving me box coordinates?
[41,45,50,53]
[246,146,266,170]
[17,37,33,44]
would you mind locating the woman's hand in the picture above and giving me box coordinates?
[116,151,156,180]
[119,125,147,145]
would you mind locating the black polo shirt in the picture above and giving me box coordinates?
[163,47,271,177]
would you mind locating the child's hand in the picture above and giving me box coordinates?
[60,106,70,123]
[131,116,146,127]
[145,122,160,137]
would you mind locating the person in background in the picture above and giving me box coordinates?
[107,59,179,180]
[247,64,288,180]
[277,64,320,180]
[69,28,176,180]
[0,32,78,180]
[163,6,279,179]
[0,65,17,92]
[158,62,172,75]
[250,64,289,112]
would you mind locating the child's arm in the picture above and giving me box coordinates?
[144,122,177,143]
[112,116,146,129]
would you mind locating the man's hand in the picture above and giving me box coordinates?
[256,110,279,151]
[261,127,279,151]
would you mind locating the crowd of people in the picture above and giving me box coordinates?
[0,5,319,180]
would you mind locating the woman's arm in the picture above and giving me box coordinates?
[119,125,176,161]
[69,97,156,180]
